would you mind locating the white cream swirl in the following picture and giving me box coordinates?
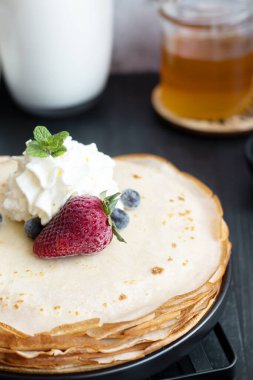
[3,137,119,225]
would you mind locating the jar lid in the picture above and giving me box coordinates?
[160,0,253,28]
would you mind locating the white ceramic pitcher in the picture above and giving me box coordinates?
[0,0,114,116]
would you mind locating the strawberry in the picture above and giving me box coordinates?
[33,193,125,259]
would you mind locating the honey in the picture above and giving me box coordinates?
[160,36,253,119]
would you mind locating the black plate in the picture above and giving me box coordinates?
[245,134,253,174]
[0,263,231,380]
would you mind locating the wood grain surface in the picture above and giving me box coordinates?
[0,74,252,380]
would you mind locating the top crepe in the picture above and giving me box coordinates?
[0,154,228,336]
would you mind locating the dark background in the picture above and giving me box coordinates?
[0,74,252,380]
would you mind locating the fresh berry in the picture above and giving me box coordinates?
[121,189,141,209]
[33,193,125,259]
[111,208,130,230]
[0,214,2,225]
[24,218,44,239]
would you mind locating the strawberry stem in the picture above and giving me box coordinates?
[112,223,126,243]
[100,191,126,243]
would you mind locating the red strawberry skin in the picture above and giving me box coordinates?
[33,196,113,259]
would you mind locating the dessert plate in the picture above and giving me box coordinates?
[0,263,231,380]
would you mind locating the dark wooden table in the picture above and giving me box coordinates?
[0,74,252,380]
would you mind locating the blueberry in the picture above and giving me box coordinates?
[111,208,130,230]
[121,189,141,209]
[0,214,3,225]
[24,218,43,239]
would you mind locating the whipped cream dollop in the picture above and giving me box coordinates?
[3,137,119,225]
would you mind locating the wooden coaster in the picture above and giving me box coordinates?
[152,85,253,136]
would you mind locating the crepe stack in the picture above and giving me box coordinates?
[0,154,231,374]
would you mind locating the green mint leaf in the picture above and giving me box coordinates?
[44,135,58,150]
[26,126,70,158]
[33,126,51,144]
[51,146,67,157]
[26,142,50,157]
[53,131,69,145]
[49,132,69,151]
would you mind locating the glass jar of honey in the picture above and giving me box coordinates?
[159,0,253,120]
